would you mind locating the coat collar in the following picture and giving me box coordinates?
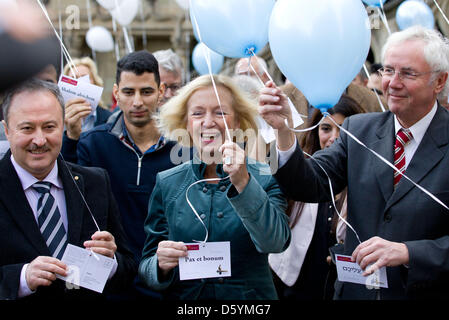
[0,152,86,254]
[384,105,449,211]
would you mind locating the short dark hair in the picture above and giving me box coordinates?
[116,50,160,86]
[2,78,65,124]
[370,63,383,74]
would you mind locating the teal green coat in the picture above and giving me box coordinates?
[138,158,290,300]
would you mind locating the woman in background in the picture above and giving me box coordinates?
[63,57,112,137]
[269,94,365,300]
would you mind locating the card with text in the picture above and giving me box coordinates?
[178,242,231,281]
[335,254,388,289]
[58,75,103,115]
[56,244,117,293]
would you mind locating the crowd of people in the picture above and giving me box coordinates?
[2,1,449,302]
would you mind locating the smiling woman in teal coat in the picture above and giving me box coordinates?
[138,75,290,300]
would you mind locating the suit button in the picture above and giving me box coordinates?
[217,212,224,218]
[200,213,206,220]
[202,186,208,193]
[384,214,392,222]
[218,277,224,283]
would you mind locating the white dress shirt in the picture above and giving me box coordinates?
[394,102,437,170]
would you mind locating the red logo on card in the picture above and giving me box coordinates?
[337,256,353,262]
[186,245,199,251]
[61,76,77,86]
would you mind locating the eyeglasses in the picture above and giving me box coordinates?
[378,67,439,81]
[164,83,182,92]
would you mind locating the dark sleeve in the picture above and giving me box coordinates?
[60,132,79,164]
[76,136,92,167]
[274,117,349,203]
[0,263,23,300]
[100,169,137,293]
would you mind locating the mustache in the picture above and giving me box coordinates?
[26,144,50,152]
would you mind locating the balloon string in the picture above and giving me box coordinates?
[248,48,274,84]
[433,0,449,26]
[285,116,325,133]
[57,0,63,79]
[190,6,232,142]
[86,0,97,63]
[324,112,449,212]
[377,6,391,35]
[36,0,78,77]
[139,0,147,47]
[112,17,120,61]
[303,149,362,245]
[186,176,230,244]
[122,26,134,53]
[362,63,386,112]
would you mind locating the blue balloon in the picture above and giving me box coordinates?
[189,0,275,58]
[362,0,386,7]
[192,43,224,75]
[269,0,371,112]
[396,0,435,30]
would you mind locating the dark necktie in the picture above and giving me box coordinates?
[393,128,413,188]
[32,182,68,260]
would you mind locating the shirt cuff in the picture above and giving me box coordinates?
[18,264,35,298]
[277,139,297,169]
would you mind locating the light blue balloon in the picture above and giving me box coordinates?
[396,0,435,30]
[269,0,371,112]
[192,43,224,75]
[362,0,386,7]
[189,0,275,58]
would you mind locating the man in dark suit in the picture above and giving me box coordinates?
[0,78,136,300]
[259,26,449,299]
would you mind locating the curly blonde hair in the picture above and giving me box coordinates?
[158,74,259,147]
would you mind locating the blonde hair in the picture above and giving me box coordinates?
[158,74,259,147]
[63,57,105,108]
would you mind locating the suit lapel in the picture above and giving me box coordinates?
[0,152,50,255]
[58,158,85,245]
[385,106,449,211]
[369,113,395,203]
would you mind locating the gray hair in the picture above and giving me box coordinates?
[381,26,449,99]
[2,78,65,124]
[153,49,184,81]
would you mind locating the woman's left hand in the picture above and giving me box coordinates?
[219,142,249,193]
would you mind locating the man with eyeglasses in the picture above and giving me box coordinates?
[259,26,449,300]
[153,49,184,106]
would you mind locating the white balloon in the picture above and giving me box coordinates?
[86,26,114,52]
[110,0,139,26]
[175,0,189,10]
[96,0,123,11]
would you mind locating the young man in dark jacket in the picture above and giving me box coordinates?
[61,50,184,298]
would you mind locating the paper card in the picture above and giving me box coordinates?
[58,75,103,115]
[56,244,117,293]
[335,254,388,289]
[258,97,304,144]
[178,242,231,281]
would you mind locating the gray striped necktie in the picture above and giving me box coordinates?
[32,182,68,260]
